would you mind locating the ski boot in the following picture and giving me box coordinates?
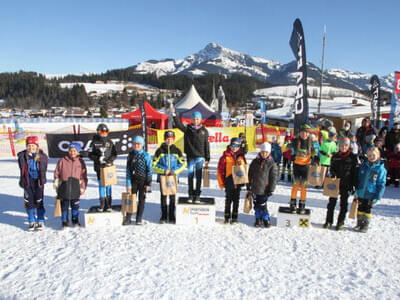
[335,222,344,231]
[298,200,306,214]
[289,199,297,213]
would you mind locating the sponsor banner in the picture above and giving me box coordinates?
[139,100,148,151]
[156,127,257,154]
[370,75,381,127]
[46,129,142,158]
[289,18,309,134]
[389,71,400,129]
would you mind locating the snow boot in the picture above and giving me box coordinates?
[323,222,332,229]
[231,218,238,225]
[254,218,262,228]
[360,216,370,233]
[354,215,364,231]
[193,195,201,204]
[123,213,132,225]
[336,222,344,231]
[71,218,80,227]
[97,197,106,212]
[298,200,306,214]
[28,222,36,232]
[35,222,44,231]
[224,217,230,224]
[62,221,69,229]
[263,219,271,228]
[289,199,297,213]
[105,196,113,212]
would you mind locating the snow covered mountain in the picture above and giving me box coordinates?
[131,43,394,91]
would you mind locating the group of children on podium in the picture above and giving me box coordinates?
[18,115,386,233]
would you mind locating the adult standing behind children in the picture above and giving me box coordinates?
[54,142,88,228]
[88,123,117,212]
[153,131,186,224]
[18,136,48,231]
[170,107,210,203]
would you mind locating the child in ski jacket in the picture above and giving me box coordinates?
[386,143,400,187]
[248,142,277,228]
[18,136,48,231]
[354,147,386,232]
[88,123,117,212]
[153,130,186,223]
[54,142,87,228]
[323,137,358,230]
[319,131,338,169]
[271,136,282,165]
[125,136,153,225]
[217,138,247,224]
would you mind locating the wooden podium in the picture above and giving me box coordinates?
[276,206,312,228]
[84,205,124,228]
[176,197,216,225]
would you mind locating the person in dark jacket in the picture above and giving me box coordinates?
[17,136,48,231]
[356,118,377,150]
[54,142,88,228]
[171,108,210,203]
[386,143,400,187]
[248,142,277,228]
[125,136,153,225]
[323,137,358,230]
[88,123,117,212]
[239,132,248,155]
[217,138,247,224]
[354,147,386,233]
[385,122,400,152]
[153,131,186,223]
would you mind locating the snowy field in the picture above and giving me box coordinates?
[1,152,400,300]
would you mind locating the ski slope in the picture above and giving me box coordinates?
[0,153,399,299]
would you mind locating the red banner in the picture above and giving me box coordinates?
[395,71,400,99]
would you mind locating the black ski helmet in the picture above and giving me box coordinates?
[164,130,175,140]
[97,123,109,133]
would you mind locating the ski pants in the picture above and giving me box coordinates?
[282,158,292,176]
[224,187,241,220]
[61,198,80,222]
[326,189,350,224]
[23,178,45,223]
[358,198,373,217]
[254,194,270,221]
[98,180,112,198]
[187,157,204,196]
[159,183,176,220]
[131,180,146,222]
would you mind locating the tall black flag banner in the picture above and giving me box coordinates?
[289,18,309,134]
[370,75,381,128]
[139,100,148,151]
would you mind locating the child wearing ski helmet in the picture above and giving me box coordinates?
[217,137,247,224]
[153,131,186,224]
[281,129,293,182]
[125,136,153,225]
[248,142,277,228]
[323,137,358,230]
[354,147,386,232]
[88,123,117,212]
[171,108,210,203]
[54,142,87,228]
[17,136,48,231]
[319,130,338,175]
[289,124,318,214]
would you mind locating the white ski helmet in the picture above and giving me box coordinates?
[260,142,271,153]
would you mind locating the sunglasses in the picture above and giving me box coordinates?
[231,143,240,148]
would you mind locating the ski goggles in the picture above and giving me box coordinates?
[230,143,241,148]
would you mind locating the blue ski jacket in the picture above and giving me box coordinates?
[356,159,386,202]
[126,148,153,187]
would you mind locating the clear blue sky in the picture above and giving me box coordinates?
[0,0,398,77]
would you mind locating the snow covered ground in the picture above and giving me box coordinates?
[1,152,400,299]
